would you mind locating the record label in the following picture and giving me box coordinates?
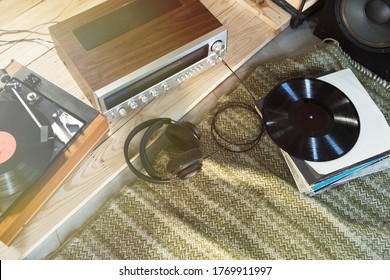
[261,78,360,162]
[292,101,329,133]
[0,131,17,164]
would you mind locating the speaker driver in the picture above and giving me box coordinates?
[337,0,390,50]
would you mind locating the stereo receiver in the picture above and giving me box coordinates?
[49,0,227,131]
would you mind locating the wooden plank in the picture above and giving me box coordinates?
[0,0,286,259]
[235,0,291,30]
[0,0,44,26]
[0,0,106,66]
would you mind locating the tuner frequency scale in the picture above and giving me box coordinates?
[49,0,228,132]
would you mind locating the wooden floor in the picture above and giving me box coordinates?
[0,0,291,259]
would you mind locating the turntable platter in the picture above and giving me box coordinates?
[0,101,54,197]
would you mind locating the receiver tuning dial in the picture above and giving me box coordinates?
[211,40,226,57]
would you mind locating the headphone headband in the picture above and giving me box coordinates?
[123,118,175,184]
[140,118,173,179]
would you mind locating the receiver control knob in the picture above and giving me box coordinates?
[162,82,171,91]
[140,94,148,103]
[118,107,127,117]
[129,101,138,110]
[150,88,158,97]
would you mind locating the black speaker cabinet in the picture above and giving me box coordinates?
[314,0,390,81]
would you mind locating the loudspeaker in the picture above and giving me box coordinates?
[314,0,390,81]
[124,118,203,184]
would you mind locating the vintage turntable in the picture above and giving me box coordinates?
[0,61,109,245]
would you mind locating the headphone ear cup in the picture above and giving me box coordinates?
[180,121,202,140]
[165,123,200,150]
[167,148,203,180]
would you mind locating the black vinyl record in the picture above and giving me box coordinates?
[262,78,360,162]
[0,101,54,198]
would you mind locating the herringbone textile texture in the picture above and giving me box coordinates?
[49,43,390,260]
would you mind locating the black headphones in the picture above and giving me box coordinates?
[124,118,203,184]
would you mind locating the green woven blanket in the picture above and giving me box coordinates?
[49,43,390,260]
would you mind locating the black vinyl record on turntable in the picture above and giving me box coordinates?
[261,78,361,162]
[0,101,54,198]
[0,70,86,219]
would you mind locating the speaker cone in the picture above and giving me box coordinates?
[336,0,390,50]
[314,0,390,80]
